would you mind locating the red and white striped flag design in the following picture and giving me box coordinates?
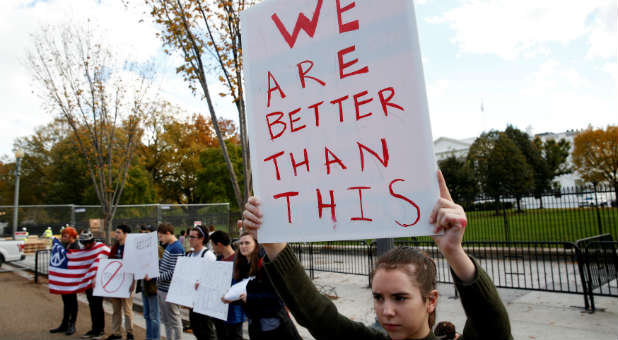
[48,238,110,294]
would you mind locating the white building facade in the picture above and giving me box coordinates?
[433,130,583,188]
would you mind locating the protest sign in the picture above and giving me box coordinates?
[223,277,253,302]
[194,261,234,320]
[93,259,134,298]
[122,231,159,280]
[165,257,203,308]
[241,0,439,242]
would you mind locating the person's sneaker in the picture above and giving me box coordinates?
[126,333,134,340]
[104,335,121,340]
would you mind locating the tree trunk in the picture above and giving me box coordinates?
[103,207,113,245]
[174,0,243,209]
[240,109,251,206]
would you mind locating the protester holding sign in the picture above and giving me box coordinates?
[80,229,110,340]
[186,225,217,340]
[211,231,245,340]
[123,229,159,280]
[49,227,81,336]
[157,222,185,340]
[107,225,136,340]
[136,225,161,340]
[230,232,301,340]
[241,172,513,340]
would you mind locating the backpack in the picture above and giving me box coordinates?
[186,248,208,257]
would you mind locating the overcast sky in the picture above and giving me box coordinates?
[1,0,616,160]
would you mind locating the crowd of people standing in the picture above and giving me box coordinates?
[49,222,297,340]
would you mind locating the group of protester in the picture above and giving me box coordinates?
[49,222,282,340]
[49,172,512,340]
[49,225,143,339]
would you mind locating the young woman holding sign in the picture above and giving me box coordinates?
[227,232,302,340]
[240,171,513,340]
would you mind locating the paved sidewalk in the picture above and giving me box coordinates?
[0,271,147,340]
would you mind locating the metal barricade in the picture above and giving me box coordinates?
[34,249,50,283]
[576,237,618,312]
[293,239,594,306]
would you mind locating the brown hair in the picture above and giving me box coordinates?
[157,222,174,235]
[434,321,457,340]
[233,232,260,280]
[372,247,438,328]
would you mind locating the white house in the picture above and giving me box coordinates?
[433,137,475,161]
[534,130,581,188]
[433,130,583,188]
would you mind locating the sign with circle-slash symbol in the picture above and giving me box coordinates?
[102,260,127,294]
[93,259,133,298]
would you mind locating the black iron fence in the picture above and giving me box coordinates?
[291,238,617,312]
[18,185,617,313]
[29,237,614,312]
[459,185,617,243]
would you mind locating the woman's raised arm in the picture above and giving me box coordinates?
[430,170,476,282]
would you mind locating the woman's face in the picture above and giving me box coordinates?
[372,266,438,340]
[61,233,72,243]
[238,235,256,257]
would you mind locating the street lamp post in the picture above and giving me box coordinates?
[12,149,24,240]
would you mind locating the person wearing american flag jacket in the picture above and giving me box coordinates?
[49,227,81,335]
[48,227,110,337]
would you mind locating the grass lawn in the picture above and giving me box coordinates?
[165,207,616,244]
[457,207,618,242]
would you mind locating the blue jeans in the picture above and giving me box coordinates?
[142,291,161,340]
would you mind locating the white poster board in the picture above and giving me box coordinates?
[241,0,439,242]
[194,261,234,320]
[166,257,203,308]
[93,259,134,298]
[223,277,253,301]
[123,232,159,280]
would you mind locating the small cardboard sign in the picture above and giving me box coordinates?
[122,232,159,280]
[166,257,204,308]
[93,259,134,298]
[193,261,234,320]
